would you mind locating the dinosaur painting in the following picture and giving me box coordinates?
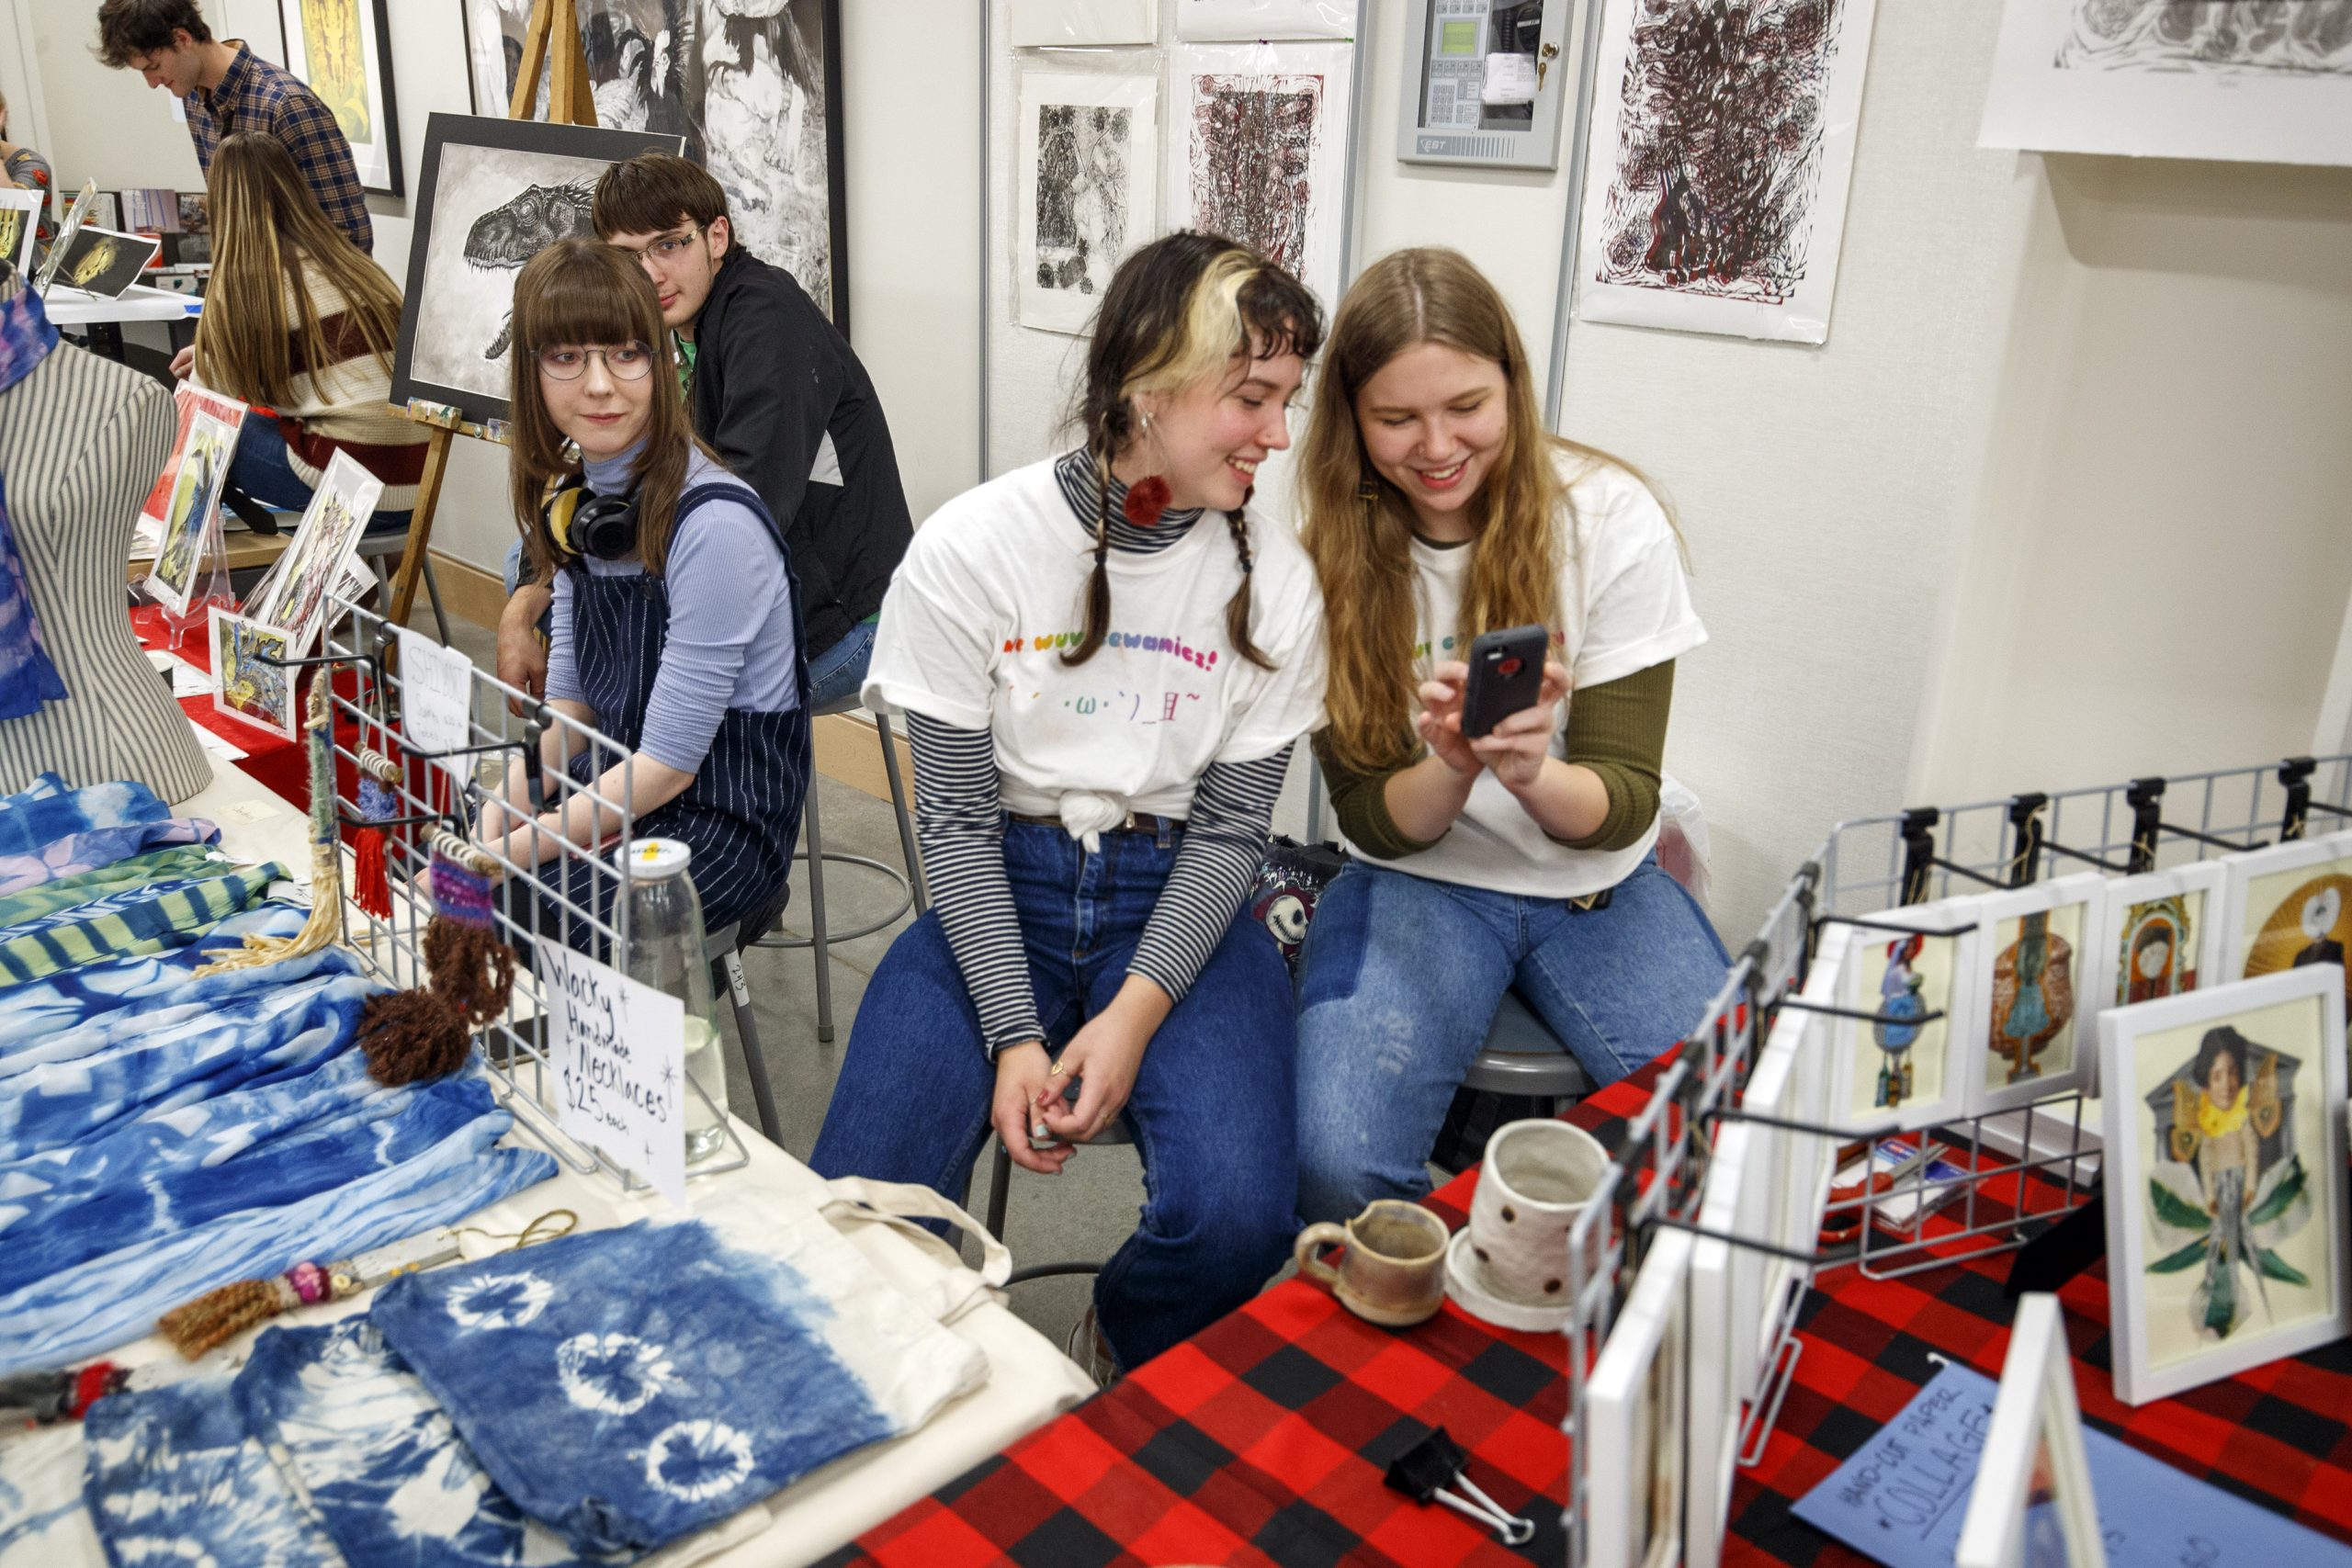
[463,180,597,358]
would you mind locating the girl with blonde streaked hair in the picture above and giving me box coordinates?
[1292,245,1725,1224]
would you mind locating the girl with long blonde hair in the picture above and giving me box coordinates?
[1293,246,1724,1224]
[177,131,423,528]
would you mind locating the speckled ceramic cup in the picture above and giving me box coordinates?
[1466,1119,1610,1304]
[1293,1200,1451,1327]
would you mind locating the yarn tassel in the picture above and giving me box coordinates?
[354,832,513,1086]
[351,765,401,920]
[159,1260,362,1360]
[196,673,345,976]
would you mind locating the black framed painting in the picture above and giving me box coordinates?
[390,114,686,428]
[458,0,849,333]
[277,0,405,197]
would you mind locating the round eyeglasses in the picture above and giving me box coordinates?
[609,228,703,265]
[537,342,658,382]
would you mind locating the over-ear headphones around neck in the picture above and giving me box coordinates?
[543,476,640,562]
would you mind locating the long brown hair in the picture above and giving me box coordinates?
[508,237,707,581]
[192,132,402,408]
[1063,231,1323,670]
[1301,246,1674,775]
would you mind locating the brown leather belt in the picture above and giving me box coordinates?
[1008,811,1185,837]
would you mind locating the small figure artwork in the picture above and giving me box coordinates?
[2236,855,2352,1026]
[1167,41,1353,310]
[1989,909,2076,1085]
[1873,934,1926,1109]
[2119,894,2195,1006]
[146,409,240,617]
[209,609,297,739]
[1016,73,1158,336]
[2145,1026,2309,1345]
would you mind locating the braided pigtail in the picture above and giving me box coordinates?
[1221,509,1273,670]
[1061,434,1114,666]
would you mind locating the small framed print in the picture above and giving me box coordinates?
[1589,1228,1692,1568]
[1953,1293,2106,1568]
[2098,965,2349,1406]
[1960,874,2108,1117]
[2217,832,2352,1031]
[2088,861,2230,1077]
[208,609,298,741]
[1686,1095,1793,1568]
[1780,938,1845,1257]
[1830,903,1983,1135]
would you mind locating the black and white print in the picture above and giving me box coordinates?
[391,114,684,427]
[1166,40,1352,313]
[1017,72,1158,337]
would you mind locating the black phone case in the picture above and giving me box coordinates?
[1461,625,1549,739]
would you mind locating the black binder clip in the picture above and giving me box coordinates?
[1382,1426,1535,1546]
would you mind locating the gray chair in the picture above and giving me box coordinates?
[702,919,782,1146]
[356,529,452,645]
[978,1120,1136,1286]
[754,694,925,1042]
[1464,987,1597,1105]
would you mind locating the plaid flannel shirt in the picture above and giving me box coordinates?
[184,42,371,254]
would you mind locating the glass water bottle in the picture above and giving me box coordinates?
[620,838,730,1163]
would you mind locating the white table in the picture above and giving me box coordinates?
[39,281,202,326]
[36,758,1096,1566]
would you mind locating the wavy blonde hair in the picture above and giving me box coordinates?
[1301,247,1675,775]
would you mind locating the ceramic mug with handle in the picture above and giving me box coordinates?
[1293,1200,1452,1327]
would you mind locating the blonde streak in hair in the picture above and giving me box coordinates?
[1127,250,1255,402]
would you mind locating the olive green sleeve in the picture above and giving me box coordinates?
[1313,728,1445,861]
[1555,660,1676,852]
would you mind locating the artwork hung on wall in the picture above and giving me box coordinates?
[1575,0,1880,344]
[1010,0,1158,48]
[2098,965,2348,1405]
[1980,0,2352,167]
[2218,832,2352,1028]
[1588,1227,1692,1568]
[242,452,383,658]
[1166,39,1355,313]
[1960,873,2106,1117]
[392,114,684,428]
[208,609,298,741]
[1016,72,1159,337]
[1952,1293,2106,1568]
[460,0,850,328]
[278,0,404,196]
[1174,0,1356,40]
[49,227,159,299]
[1832,902,1980,1134]
[0,191,40,278]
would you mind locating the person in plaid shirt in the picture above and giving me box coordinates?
[96,0,370,254]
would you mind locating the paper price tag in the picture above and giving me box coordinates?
[536,939,688,1210]
[398,628,474,788]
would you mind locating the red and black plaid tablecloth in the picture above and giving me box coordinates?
[830,1063,2352,1567]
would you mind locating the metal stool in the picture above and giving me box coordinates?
[978,1121,1136,1285]
[755,695,924,1042]
[356,529,452,644]
[1463,987,1597,1105]
[703,919,783,1146]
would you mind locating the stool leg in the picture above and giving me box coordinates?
[717,952,782,1146]
[422,557,453,644]
[803,783,835,1043]
[876,714,927,912]
[984,1138,1013,1240]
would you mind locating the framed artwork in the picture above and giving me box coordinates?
[136,389,251,556]
[1781,939,1843,1261]
[1952,1293,2105,1568]
[49,227,159,299]
[2217,832,2352,1030]
[34,182,98,292]
[1831,902,1981,1136]
[2098,965,2349,1406]
[1174,0,1356,39]
[391,114,684,428]
[1166,39,1356,311]
[1980,0,2352,167]
[279,0,404,196]
[1011,0,1158,47]
[1959,874,2108,1118]
[1016,72,1159,337]
[1576,0,1879,344]
[208,609,298,741]
[1589,1227,1692,1568]
[0,191,41,278]
[145,408,242,617]
[2087,860,2230,1077]
[460,0,851,331]
[241,451,382,658]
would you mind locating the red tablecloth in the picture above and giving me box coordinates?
[133,603,310,806]
[826,1063,2352,1567]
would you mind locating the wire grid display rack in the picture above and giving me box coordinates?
[1557,751,2352,1565]
[305,598,751,1190]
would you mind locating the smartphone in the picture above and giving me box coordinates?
[1460,624,1549,739]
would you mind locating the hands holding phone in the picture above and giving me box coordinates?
[1418,657,1572,790]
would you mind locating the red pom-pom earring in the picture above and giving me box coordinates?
[1122,475,1171,527]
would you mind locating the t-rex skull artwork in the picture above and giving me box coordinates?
[465,180,597,358]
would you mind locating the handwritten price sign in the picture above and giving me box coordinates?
[535,938,687,1209]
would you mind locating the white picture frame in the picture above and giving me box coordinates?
[1015,71,1159,337]
[207,607,299,742]
[2098,965,2349,1406]
[2087,860,2232,1088]
[1780,938,1844,1260]
[240,449,383,658]
[1010,0,1158,48]
[144,407,242,617]
[1830,902,1983,1137]
[1685,1116,1765,1568]
[1959,874,2109,1118]
[0,189,41,278]
[1589,1228,1692,1568]
[1173,0,1355,41]
[2215,832,2352,1027]
[1953,1293,2107,1568]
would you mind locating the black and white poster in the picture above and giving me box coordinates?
[460,0,849,328]
[1016,72,1158,337]
[391,114,684,427]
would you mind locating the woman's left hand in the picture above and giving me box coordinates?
[1038,995,1158,1145]
[1469,661,1572,791]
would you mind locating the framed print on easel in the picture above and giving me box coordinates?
[278,0,404,196]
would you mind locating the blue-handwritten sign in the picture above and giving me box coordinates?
[1792,1361,2352,1568]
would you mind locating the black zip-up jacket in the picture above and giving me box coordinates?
[689,249,912,657]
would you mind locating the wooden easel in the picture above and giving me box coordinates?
[386,0,595,633]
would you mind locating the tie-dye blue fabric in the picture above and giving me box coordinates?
[0,904,303,1055]
[0,815,223,899]
[0,776,163,856]
[81,1379,342,1568]
[235,1318,628,1567]
[372,1220,896,1554]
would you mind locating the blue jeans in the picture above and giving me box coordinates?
[229,413,410,536]
[809,820,1299,1370]
[1293,854,1728,1224]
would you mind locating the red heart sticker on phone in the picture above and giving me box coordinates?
[1498,657,1522,676]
